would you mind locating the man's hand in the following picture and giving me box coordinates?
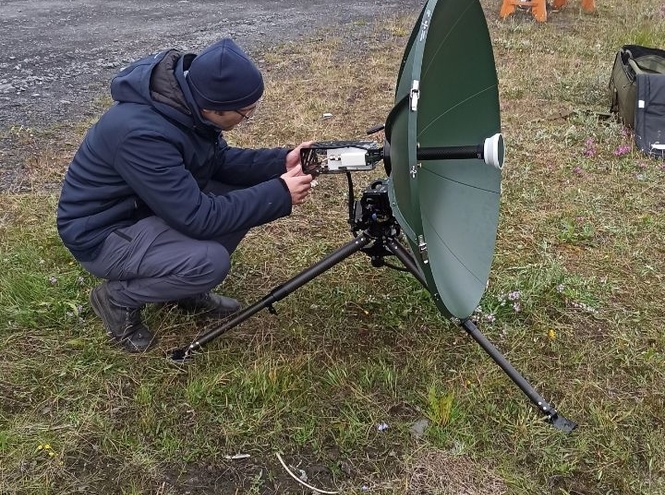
[281,165,313,206]
[285,141,315,173]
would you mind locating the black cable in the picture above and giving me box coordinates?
[383,261,409,272]
[346,171,356,235]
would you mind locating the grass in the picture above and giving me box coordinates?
[2,0,665,493]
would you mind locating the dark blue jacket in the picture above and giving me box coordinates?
[57,49,291,262]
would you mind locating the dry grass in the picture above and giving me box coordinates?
[405,449,507,495]
[2,1,665,494]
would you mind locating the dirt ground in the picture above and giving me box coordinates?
[0,0,423,129]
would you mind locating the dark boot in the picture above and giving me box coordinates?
[177,292,241,318]
[89,283,155,352]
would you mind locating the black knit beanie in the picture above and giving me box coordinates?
[186,38,263,111]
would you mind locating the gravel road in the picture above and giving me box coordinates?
[0,0,424,129]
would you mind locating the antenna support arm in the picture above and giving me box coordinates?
[417,133,504,169]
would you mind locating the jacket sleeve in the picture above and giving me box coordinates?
[114,131,292,239]
[211,138,289,186]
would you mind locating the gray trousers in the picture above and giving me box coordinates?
[81,181,248,308]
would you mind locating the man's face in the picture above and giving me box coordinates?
[201,103,258,131]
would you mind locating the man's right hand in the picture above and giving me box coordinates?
[280,165,313,206]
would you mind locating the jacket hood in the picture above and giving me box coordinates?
[109,50,218,134]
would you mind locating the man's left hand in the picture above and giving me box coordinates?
[286,141,314,174]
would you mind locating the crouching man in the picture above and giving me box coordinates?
[57,38,313,352]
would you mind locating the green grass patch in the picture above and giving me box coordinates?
[3,1,665,493]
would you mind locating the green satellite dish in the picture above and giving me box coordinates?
[386,0,503,319]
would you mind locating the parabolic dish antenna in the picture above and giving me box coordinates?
[386,0,502,319]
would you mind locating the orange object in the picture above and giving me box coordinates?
[500,0,548,23]
[551,0,596,11]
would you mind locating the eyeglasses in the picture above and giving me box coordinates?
[234,105,257,121]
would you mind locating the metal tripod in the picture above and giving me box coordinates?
[169,179,576,432]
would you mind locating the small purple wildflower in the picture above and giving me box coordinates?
[573,166,583,175]
[613,145,631,156]
[377,422,389,432]
[556,284,565,293]
[507,291,521,301]
[513,302,522,313]
[49,276,57,285]
[583,138,596,157]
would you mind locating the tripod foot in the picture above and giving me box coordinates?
[547,413,577,433]
[168,347,193,364]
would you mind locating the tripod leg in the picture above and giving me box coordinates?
[169,234,372,362]
[461,319,577,432]
[384,238,428,288]
[383,237,576,432]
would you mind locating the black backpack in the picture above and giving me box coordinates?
[609,44,665,156]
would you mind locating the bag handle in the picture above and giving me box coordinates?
[623,47,665,75]
[634,55,665,74]
[628,58,642,76]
